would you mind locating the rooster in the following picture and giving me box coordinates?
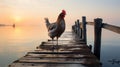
[44,10,66,47]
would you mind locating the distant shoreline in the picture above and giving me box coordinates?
[0,24,6,26]
[0,24,15,27]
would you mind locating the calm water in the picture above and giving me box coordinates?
[87,26,120,67]
[0,25,120,67]
[0,25,49,67]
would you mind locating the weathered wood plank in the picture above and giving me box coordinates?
[86,22,120,34]
[14,58,100,65]
[38,44,90,51]
[86,22,94,25]
[102,23,120,34]
[39,44,88,48]
[45,40,86,44]
[27,51,92,55]
[24,55,96,59]
[25,53,95,59]
[9,63,100,67]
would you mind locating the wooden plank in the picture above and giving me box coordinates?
[27,51,92,55]
[45,40,86,44]
[102,23,120,34]
[39,43,87,46]
[38,45,89,51]
[21,54,97,61]
[25,53,96,58]
[86,22,120,34]
[14,58,100,65]
[9,63,101,67]
[39,44,88,48]
[86,22,94,25]
[24,55,96,59]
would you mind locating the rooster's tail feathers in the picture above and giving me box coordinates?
[44,18,50,29]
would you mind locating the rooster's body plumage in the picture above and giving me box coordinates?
[45,10,66,41]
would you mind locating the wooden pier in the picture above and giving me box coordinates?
[9,31,101,67]
[9,16,120,67]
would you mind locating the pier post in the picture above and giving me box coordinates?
[94,18,102,60]
[76,20,79,35]
[80,27,82,39]
[75,21,77,34]
[76,19,81,39]
[82,16,87,43]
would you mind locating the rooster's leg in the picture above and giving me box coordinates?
[56,37,59,52]
[56,37,58,46]
[52,38,54,52]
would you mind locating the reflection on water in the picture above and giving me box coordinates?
[0,25,120,67]
[0,26,48,67]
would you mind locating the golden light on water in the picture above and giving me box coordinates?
[14,27,22,35]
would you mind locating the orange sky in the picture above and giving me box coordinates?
[0,0,120,26]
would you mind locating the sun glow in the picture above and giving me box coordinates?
[14,16,22,23]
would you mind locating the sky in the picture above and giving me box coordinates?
[0,0,120,26]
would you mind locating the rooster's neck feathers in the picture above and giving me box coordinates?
[56,13,65,24]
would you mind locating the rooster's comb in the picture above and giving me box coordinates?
[62,10,66,15]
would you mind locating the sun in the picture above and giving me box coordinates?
[14,16,21,22]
